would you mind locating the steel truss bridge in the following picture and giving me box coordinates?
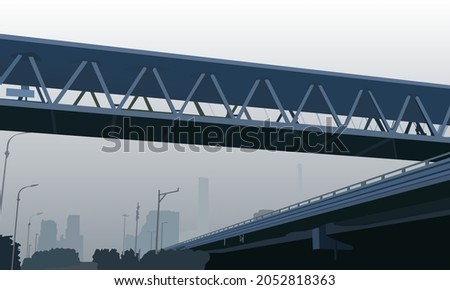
[2,34,450,268]
[1,34,450,160]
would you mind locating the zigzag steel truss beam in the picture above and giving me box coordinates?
[415,96,437,136]
[54,61,88,104]
[210,74,234,119]
[0,54,22,85]
[29,56,52,104]
[35,86,46,103]
[91,62,115,109]
[1,53,449,147]
[439,106,450,136]
[318,85,342,127]
[152,68,176,114]
[118,67,147,109]
[178,73,205,115]
[393,95,411,132]
[343,89,364,127]
[237,80,260,119]
[368,90,390,132]
[291,84,314,125]
[265,79,289,123]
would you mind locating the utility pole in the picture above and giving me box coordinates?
[122,214,128,255]
[155,188,179,254]
[11,184,39,269]
[134,203,139,255]
[27,212,43,258]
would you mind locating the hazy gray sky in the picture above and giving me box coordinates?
[1,0,448,261]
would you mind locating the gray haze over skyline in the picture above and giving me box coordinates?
[0,133,412,260]
[1,0,448,260]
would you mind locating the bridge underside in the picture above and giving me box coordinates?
[207,214,450,269]
[0,103,448,161]
[195,180,450,269]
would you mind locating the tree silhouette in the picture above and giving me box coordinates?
[92,249,121,269]
[22,248,80,269]
[0,235,21,270]
[120,249,139,269]
[91,248,209,269]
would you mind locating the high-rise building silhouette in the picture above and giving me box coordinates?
[198,177,209,234]
[37,220,57,251]
[138,210,179,254]
[58,215,84,261]
[124,234,135,253]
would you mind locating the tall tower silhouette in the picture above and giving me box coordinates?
[37,220,57,251]
[59,215,84,260]
[198,177,209,234]
[134,202,140,254]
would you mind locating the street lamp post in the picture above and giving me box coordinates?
[11,183,39,270]
[155,188,179,254]
[122,214,128,255]
[161,221,168,250]
[26,212,43,258]
[0,132,29,213]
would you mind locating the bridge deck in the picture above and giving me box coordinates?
[170,153,450,250]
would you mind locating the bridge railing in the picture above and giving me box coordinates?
[181,152,450,244]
